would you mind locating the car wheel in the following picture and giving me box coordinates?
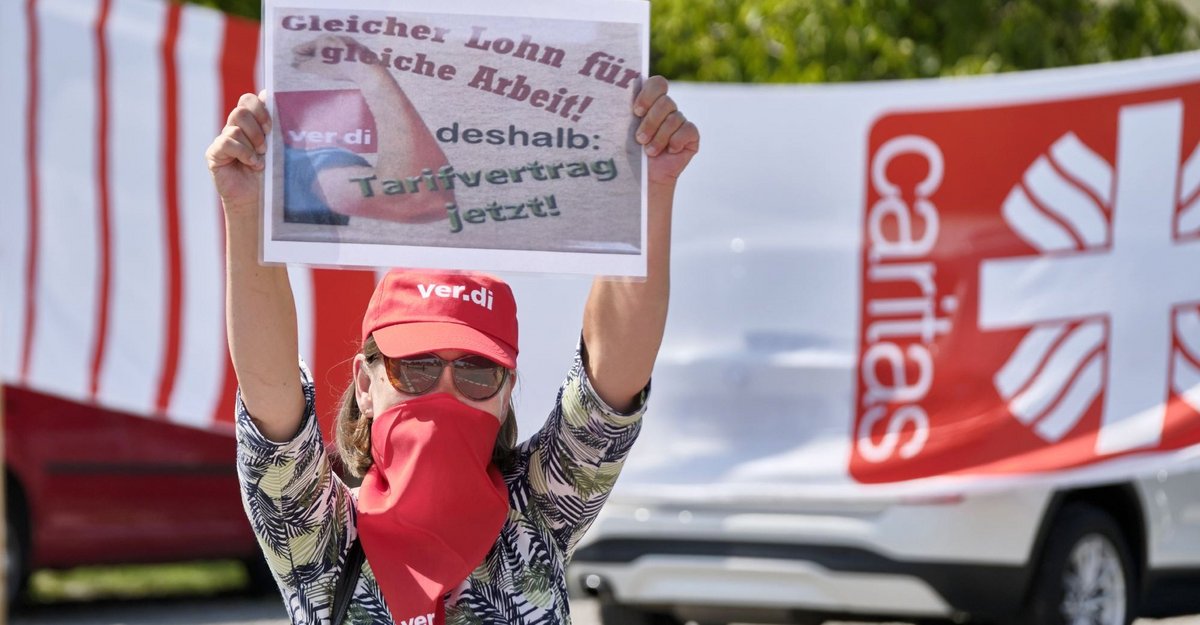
[242,553,279,596]
[1022,502,1136,625]
[5,505,27,610]
[598,599,683,625]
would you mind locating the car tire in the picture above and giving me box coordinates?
[1021,502,1136,625]
[242,553,279,597]
[598,599,683,625]
[5,503,28,611]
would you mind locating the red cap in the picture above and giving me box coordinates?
[361,270,518,368]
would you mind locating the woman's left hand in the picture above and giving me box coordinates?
[581,76,695,411]
[634,76,700,186]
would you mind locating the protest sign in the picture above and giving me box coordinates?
[261,0,649,275]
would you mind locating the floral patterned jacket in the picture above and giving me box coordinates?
[235,347,645,625]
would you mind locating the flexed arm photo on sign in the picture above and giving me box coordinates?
[280,35,453,226]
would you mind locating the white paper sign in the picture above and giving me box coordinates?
[262,0,649,275]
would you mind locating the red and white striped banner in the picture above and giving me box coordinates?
[0,0,378,432]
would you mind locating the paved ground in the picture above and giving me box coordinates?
[8,596,1200,625]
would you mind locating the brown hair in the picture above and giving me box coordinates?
[334,335,519,478]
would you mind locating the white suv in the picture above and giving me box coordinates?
[569,476,1200,624]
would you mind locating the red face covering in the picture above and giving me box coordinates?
[355,394,510,624]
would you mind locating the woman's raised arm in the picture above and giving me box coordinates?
[582,76,700,412]
[206,91,305,442]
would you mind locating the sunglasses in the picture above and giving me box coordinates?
[383,353,509,401]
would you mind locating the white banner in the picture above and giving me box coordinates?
[607,55,1200,499]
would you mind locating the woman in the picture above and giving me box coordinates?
[206,76,698,625]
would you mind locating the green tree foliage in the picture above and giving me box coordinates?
[652,0,1200,81]
[187,0,259,20]
[188,0,1200,82]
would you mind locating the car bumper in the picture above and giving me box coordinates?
[569,494,1051,622]
[573,554,955,617]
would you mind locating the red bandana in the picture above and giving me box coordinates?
[355,394,509,623]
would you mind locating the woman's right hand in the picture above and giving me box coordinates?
[213,91,304,442]
[205,91,271,217]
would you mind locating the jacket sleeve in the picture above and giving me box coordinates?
[516,342,648,560]
[234,360,357,618]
